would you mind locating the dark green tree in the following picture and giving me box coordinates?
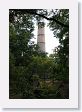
[9,9,69,99]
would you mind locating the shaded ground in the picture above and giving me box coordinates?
[9,79,69,99]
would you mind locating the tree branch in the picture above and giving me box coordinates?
[32,13,69,28]
[10,9,69,28]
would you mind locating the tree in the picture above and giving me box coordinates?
[48,9,69,82]
[9,9,69,99]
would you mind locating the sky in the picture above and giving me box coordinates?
[32,20,59,54]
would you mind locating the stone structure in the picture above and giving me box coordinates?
[37,22,45,52]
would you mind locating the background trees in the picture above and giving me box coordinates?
[48,9,69,82]
[9,9,69,99]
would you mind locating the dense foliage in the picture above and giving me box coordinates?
[9,9,69,99]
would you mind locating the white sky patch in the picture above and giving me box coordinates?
[45,21,59,54]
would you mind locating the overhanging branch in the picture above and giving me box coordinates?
[10,9,69,28]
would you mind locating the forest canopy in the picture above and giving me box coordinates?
[9,9,69,99]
